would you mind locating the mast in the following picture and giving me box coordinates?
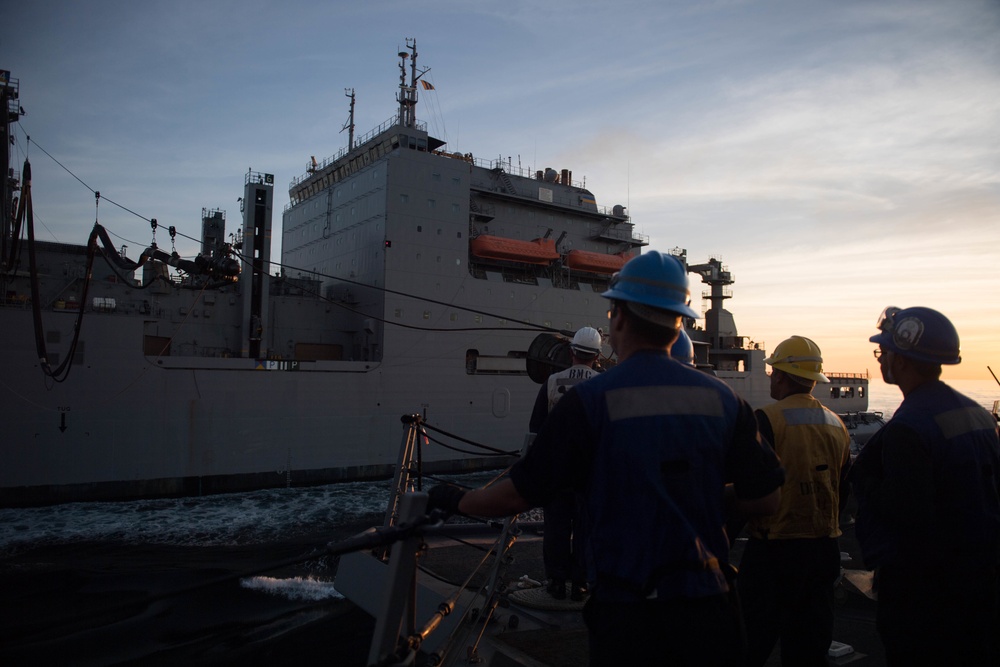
[396,38,430,129]
[687,257,734,350]
[343,88,356,151]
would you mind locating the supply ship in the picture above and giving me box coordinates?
[0,44,870,507]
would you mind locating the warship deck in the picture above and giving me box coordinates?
[388,512,884,666]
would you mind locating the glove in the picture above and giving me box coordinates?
[427,483,467,517]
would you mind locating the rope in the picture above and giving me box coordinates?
[421,421,521,457]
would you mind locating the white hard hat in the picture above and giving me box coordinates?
[570,327,602,356]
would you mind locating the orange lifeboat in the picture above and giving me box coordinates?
[470,235,559,266]
[565,250,631,274]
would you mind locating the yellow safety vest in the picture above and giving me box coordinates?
[749,393,851,539]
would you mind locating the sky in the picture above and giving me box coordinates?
[5,0,999,381]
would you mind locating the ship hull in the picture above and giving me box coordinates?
[0,303,552,506]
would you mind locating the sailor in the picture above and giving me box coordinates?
[737,336,851,667]
[850,306,1000,666]
[428,250,785,666]
[670,327,696,367]
[528,326,602,601]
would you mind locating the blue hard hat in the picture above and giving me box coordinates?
[670,328,695,366]
[602,250,700,320]
[869,306,961,365]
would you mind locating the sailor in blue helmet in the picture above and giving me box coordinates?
[428,250,785,666]
[670,327,696,366]
[850,306,1000,666]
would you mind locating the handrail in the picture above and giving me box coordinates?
[363,414,527,666]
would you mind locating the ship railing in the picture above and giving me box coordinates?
[701,286,733,300]
[826,371,870,380]
[466,156,634,221]
[337,414,526,666]
[595,223,646,243]
[718,335,765,352]
[290,115,428,188]
[471,155,590,190]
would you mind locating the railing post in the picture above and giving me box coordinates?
[366,491,428,666]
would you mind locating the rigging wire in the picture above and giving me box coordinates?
[230,247,573,337]
[22,133,577,337]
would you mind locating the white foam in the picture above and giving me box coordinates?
[240,575,343,601]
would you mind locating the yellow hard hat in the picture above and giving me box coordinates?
[763,335,830,383]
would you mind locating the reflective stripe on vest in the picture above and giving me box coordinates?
[784,407,845,428]
[935,406,997,440]
[605,385,725,421]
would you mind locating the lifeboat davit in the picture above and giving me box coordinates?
[470,235,559,266]
[565,249,631,274]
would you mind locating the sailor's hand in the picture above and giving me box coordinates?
[427,483,466,517]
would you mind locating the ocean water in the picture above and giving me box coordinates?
[866,377,999,419]
[0,471,500,665]
[0,481,397,664]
